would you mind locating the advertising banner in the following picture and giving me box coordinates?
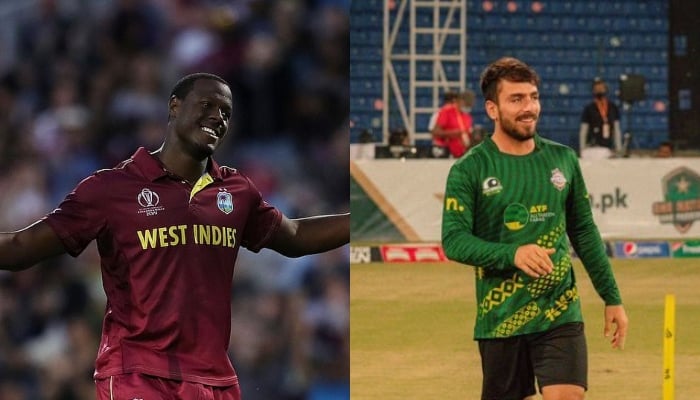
[670,240,700,258]
[613,241,671,258]
[351,158,700,242]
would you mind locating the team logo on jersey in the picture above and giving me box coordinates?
[217,189,234,214]
[503,203,529,230]
[137,188,165,216]
[482,177,503,196]
[550,168,567,191]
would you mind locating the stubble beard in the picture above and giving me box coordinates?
[500,113,537,142]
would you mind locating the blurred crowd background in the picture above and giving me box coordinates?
[0,0,349,399]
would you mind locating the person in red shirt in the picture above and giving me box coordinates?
[0,73,349,400]
[431,89,474,158]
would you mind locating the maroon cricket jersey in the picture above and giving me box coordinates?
[43,148,282,386]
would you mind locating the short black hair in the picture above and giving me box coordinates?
[592,77,607,90]
[480,57,540,103]
[442,90,459,103]
[170,72,229,100]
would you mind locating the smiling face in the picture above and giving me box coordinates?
[485,79,540,142]
[168,78,233,160]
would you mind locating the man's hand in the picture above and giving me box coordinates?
[514,244,555,278]
[604,304,628,350]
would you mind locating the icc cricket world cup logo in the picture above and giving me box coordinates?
[138,188,160,208]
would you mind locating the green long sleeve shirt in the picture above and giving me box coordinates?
[442,134,622,339]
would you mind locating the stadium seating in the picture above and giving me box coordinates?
[350,0,669,150]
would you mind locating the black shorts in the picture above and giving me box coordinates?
[478,322,588,400]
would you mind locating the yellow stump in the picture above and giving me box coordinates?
[662,294,675,400]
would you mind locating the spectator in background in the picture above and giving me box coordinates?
[388,126,410,146]
[0,75,34,167]
[427,90,456,133]
[30,77,100,205]
[579,77,622,159]
[460,88,477,143]
[460,88,476,114]
[655,141,674,158]
[431,89,473,158]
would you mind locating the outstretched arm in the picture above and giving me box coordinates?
[267,213,349,258]
[0,220,66,271]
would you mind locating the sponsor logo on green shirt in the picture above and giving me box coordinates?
[504,203,529,230]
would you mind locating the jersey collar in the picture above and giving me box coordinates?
[483,133,542,153]
[130,147,224,182]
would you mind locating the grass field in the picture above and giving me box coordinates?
[350,258,700,399]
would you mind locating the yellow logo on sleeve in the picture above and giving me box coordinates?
[445,197,465,212]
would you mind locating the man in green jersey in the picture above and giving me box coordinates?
[441,57,628,400]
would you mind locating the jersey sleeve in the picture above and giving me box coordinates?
[565,153,622,305]
[240,177,282,252]
[42,174,107,257]
[441,159,519,270]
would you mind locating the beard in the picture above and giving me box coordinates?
[499,112,538,142]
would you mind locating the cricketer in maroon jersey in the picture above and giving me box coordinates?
[45,146,281,386]
[0,73,350,398]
